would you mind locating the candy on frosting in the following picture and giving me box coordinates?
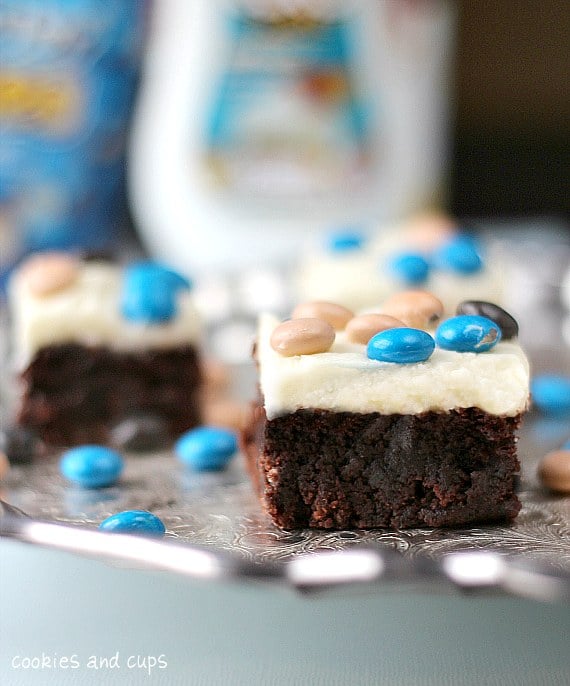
[291,301,354,330]
[435,315,501,353]
[121,261,191,324]
[10,259,201,369]
[381,290,444,329]
[18,252,80,296]
[367,327,435,364]
[297,219,503,314]
[387,252,430,285]
[456,301,519,340]
[432,234,483,274]
[345,313,404,344]
[257,313,529,419]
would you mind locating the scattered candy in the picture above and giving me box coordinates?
[345,313,404,344]
[456,301,518,340]
[19,252,80,296]
[110,414,169,453]
[291,301,354,331]
[367,328,435,364]
[99,510,166,536]
[387,252,430,285]
[270,318,335,356]
[204,399,249,433]
[60,445,124,488]
[0,452,9,480]
[202,358,230,393]
[121,261,191,324]
[0,426,43,464]
[435,315,501,353]
[381,290,444,329]
[432,234,483,274]
[538,449,570,494]
[175,426,237,471]
[405,212,456,249]
[531,375,570,416]
[326,230,365,253]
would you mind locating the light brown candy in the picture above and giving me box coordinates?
[204,398,249,433]
[381,290,444,329]
[202,358,230,394]
[538,450,570,494]
[291,301,354,331]
[0,452,9,480]
[19,252,80,296]
[345,313,405,344]
[405,211,456,249]
[270,318,335,356]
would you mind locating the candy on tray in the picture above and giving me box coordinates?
[175,426,238,472]
[99,510,166,537]
[60,445,124,489]
[538,449,570,494]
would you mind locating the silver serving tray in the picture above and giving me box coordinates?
[2,409,569,602]
[1,223,569,602]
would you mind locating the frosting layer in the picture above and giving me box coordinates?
[10,262,201,369]
[257,314,529,419]
[296,229,505,313]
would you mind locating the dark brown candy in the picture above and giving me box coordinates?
[456,301,519,340]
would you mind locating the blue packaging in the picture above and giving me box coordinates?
[0,0,146,277]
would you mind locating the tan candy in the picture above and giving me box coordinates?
[381,290,444,329]
[291,301,354,331]
[405,211,456,249]
[345,313,405,344]
[538,450,570,494]
[204,398,249,433]
[0,452,9,481]
[270,318,335,356]
[19,252,80,296]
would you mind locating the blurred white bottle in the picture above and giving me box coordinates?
[129,0,455,272]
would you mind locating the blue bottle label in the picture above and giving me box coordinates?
[204,7,371,196]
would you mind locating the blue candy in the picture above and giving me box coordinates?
[432,234,483,274]
[435,315,501,353]
[99,510,166,537]
[326,229,365,253]
[531,375,570,416]
[121,261,192,324]
[175,426,237,471]
[60,445,124,488]
[387,252,430,285]
[367,328,435,364]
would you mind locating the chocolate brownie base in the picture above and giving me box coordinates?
[242,404,522,529]
[17,343,202,447]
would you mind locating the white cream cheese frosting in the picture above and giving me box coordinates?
[257,314,530,419]
[296,229,505,314]
[10,261,201,370]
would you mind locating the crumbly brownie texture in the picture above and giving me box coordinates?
[242,404,522,530]
[10,255,203,447]
[17,344,202,446]
[243,304,529,530]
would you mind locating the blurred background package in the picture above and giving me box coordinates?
[130,0,456,272]
[0,0,146,283]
